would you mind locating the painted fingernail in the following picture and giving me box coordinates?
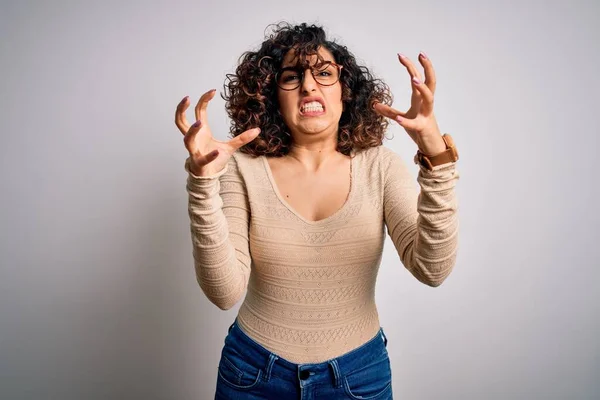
[396,116,402,123]
[412,77,420,85]
[180,96,189,104]
[210,150,219,157]
[419,51,428,59]
[192,120,201,128]
[397,53,405,60]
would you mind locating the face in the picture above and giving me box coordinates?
[276,47,343,139]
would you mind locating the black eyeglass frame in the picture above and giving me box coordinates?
[275,61,343,91]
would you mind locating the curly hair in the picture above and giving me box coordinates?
[222,22,392,157]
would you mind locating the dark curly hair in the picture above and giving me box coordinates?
[222,22,392,157]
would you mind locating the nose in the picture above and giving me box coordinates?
[301,68,318,93]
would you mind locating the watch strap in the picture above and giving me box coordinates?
[414,134,459,170]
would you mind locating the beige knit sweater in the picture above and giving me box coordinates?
[185,144,459,363]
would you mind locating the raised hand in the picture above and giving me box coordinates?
[373,52,446,156]
[175,89,261,176]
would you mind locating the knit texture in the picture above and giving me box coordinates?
[186,145,460,363]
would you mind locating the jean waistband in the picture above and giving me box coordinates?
[225,319,388,386]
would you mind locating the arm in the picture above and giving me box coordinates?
[382,147,460,286]
[185,155,251,309]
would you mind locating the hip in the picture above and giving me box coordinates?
[214,319,393,400]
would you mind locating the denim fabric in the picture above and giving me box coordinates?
[214,319,393,399]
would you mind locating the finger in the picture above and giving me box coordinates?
[183,119,202,153]
[418,52,437,95]
[175,95,190,135]
[195,149,220,168]
[372,102,408,119]
[227,127,261,150]
[195,89,217,122]
[395,115,420,132]
[411,76,434,115]
[397,53,423,82]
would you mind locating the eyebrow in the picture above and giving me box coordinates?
[281,60,334,69]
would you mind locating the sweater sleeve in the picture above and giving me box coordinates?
[185,155,251,309]
[382,146,460,287]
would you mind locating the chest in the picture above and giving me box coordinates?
[243,152,386,265]
[266,157,352,223]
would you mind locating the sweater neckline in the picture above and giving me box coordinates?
[260,151,357,225]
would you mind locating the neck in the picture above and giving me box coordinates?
[286,138,344,171]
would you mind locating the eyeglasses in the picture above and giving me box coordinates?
[275,61,343,91]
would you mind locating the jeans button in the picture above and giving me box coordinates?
[299,370,311,380]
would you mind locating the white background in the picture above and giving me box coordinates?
[1,0,598,398]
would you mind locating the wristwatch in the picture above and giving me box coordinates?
[414,134,459,171]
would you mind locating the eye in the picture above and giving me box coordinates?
[280,71,301,83]
[283,74,300,82]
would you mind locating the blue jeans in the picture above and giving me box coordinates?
[215,319,393,399]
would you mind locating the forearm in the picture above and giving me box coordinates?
[403,162,459,286]
[186,159,251,309]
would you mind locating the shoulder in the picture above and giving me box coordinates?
[354,145,381,163]
[232,150,262,164]
[356,144,407,172]
[228,150,263,172]
[223,151,265,188]
[359,145,414,188]
[356,144,400,160]
[375,144,402,162]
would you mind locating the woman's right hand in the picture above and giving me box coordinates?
[175,89,261,176]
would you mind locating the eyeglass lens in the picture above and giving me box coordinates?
[277,62,340,90]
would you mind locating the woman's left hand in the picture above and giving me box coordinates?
[373,52,446,156]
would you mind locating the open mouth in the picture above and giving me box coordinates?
[300,101,325,114]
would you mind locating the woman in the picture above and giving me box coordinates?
[174,22,459,400]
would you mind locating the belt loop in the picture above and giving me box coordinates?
[264,354,278,382]
[328,359,342,388]
[228,318,237,333]
[380,328,388,347]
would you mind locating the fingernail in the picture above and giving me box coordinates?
[412,77,420,85]
[180,96,189,104]
[397,53,405,60]
[395,116,402,123]
[210,149,219,157]
[419,51,428,59]
[211,89,217,93]
[192,120,201,128]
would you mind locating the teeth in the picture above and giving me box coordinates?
[301,101,323,112]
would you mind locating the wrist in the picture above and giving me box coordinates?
[418,135,447,156]
[414,134,459,171]
[186,158,221,178]
[189,164,205,176]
